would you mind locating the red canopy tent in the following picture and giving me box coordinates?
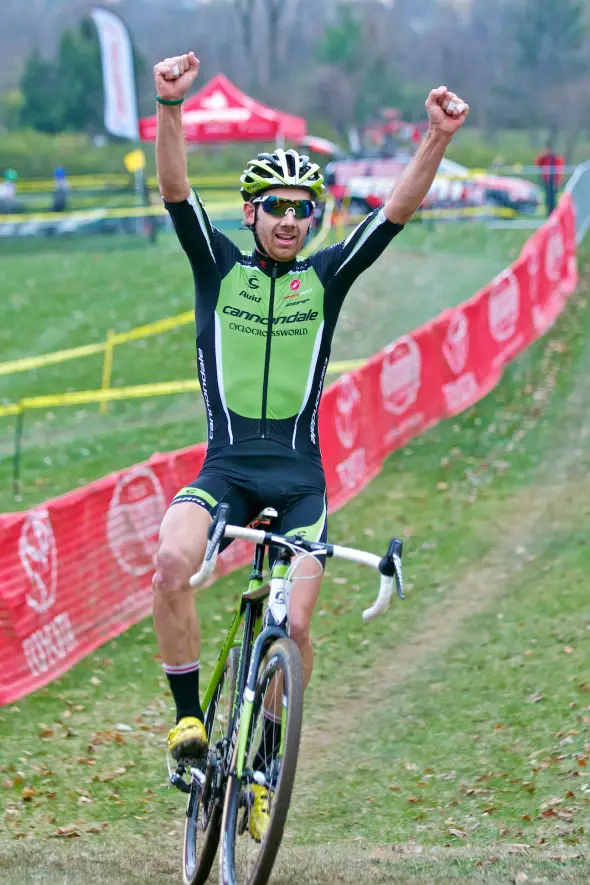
[139,73,306,143]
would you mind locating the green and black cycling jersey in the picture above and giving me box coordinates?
[166,190,403,456]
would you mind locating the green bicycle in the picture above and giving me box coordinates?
[168,503,405,885]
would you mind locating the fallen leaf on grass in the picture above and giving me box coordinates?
[514,874,528,884]
[448,828,467,838]
[22,787,38,801]
[563,646,574,654]
[93,766,127,783]
[51,826,81,838]
[527,692,544,703]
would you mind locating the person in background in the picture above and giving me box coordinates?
[535,143,564,216]
[0,168,19,212]
[52,167,70,213]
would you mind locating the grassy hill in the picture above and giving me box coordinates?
[0,239,588,883]
[0,221,530,512]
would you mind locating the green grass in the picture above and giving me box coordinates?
[0,219,529,511]
[0,245,589,883]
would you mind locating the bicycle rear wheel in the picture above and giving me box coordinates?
[183,646,240,885]
[220,638,304,885]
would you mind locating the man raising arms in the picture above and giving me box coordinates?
[152,50,468,839]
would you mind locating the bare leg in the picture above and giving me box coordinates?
[263,555,323,720]
[153,502,213,734]
[152,502,211,665]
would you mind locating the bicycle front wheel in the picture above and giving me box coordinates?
[183,646,240,885]
[220,638,304,885]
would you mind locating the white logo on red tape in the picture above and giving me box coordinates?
[488,268,520,343]
[334,374,362,450]
[545,220,565,283]
[380,336,422,415]
[107,466,166,576]
[442,310,469,375]
[526,245,540,303]
[19,508,58,614]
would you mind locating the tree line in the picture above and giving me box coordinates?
[2,0,589,156]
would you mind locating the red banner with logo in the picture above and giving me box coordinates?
[0,196,578,705]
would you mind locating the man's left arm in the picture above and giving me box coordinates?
[384,86,469,225]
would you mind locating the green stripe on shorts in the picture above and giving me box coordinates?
[286,497,327,541]
[173,486,218,508]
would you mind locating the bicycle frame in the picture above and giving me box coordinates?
[200,543,293,781]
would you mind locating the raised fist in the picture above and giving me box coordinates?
[154,52,200,102]
[425,86,469,136]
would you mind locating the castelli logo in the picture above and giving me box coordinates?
[488,269,520,343]
[290,279,301,291]
[442,310,469,375]
[201,89,229,110]
[19,509,58,614]
[335,374,362,450]
[380,336,422,415]
[107,466,167,576]
[545,221,565,283]
[527,245,540,303]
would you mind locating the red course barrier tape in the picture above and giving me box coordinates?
[0,196,577,705]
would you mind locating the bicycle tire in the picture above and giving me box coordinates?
[219,638,304,885]
[183,646,240,885]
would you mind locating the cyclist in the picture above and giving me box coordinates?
[152,51,468,839]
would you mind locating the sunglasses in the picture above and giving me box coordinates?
[252,195,316,219]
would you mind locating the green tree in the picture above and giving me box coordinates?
[313,3,405,135]
[19,54,66,134]
[511,0,588,128]
[55,18,105,133]
[0,88,25,131]
[19,18,145,135]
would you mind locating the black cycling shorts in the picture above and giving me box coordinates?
[170,440,328,567]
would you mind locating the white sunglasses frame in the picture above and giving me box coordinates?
[251,195,316,218]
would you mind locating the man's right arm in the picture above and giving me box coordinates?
[154,52,238,278]
[155,52,199,203]
[156,103,190,203]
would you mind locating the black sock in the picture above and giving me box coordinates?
[253,712,281,772]
[163,662,204,724]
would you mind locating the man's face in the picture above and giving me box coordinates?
[243,187,314,262]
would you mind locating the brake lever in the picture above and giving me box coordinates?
[378,538,405,600]
[205,503,230,560]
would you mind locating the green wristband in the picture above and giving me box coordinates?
[156,96,184,106]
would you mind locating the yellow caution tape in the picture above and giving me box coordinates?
[17,172,238,193]
[416,206,518,220]
[19,379,201,410]
[0,199,241,226]
[16,174,131,193]
[301,196,335,256]
[0,310,196,377]
[0,402,23,418]
[112,311,194,345]
[0,359,365,418]
[0,341,107,377]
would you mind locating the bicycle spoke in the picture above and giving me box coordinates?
[183,647,239,885]
[221,638,303,885]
